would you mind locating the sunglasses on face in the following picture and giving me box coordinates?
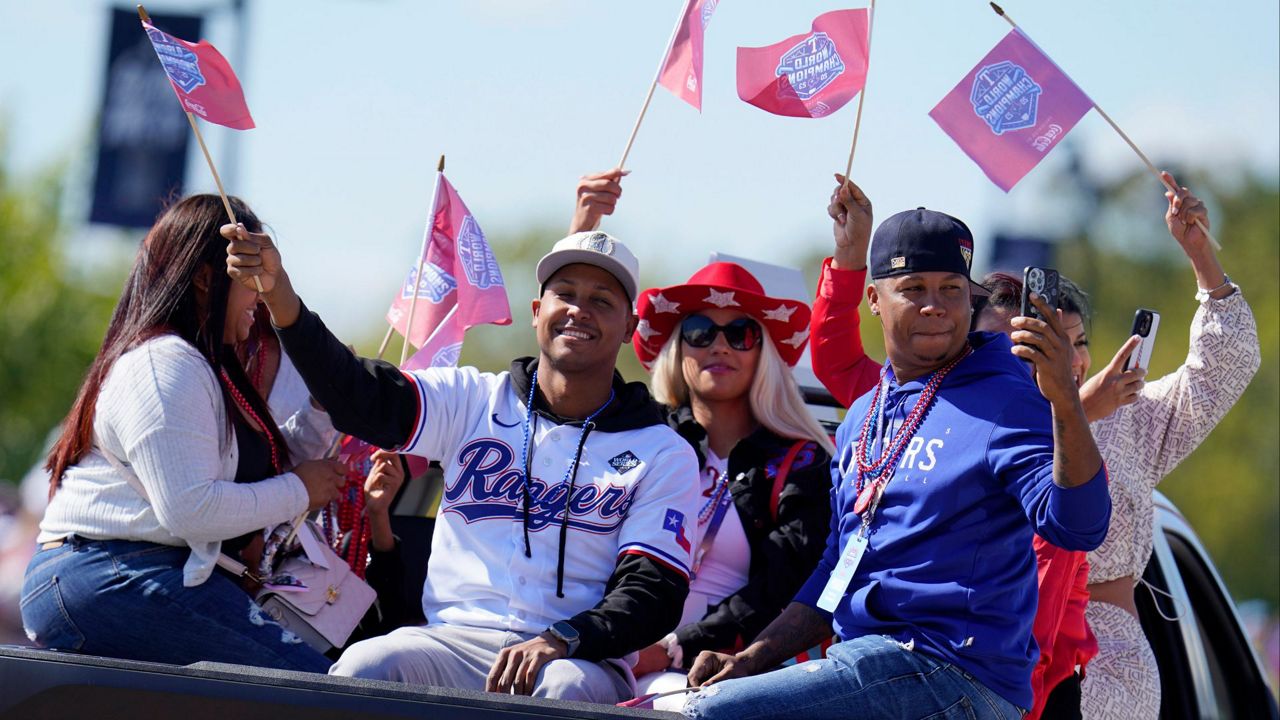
[679,315,763,351]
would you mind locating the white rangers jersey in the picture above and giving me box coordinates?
[400,365,701,635]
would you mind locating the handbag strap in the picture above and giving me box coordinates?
[98,443,265,582]
[769,440,808,523]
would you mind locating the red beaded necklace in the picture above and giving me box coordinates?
[852,345,971,516]
[326,437,374,578]
[219,367,282,475]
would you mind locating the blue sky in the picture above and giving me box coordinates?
[2,0,1277,339]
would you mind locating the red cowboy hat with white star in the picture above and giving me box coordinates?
[633,262,812,369]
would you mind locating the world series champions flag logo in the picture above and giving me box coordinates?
[970,61,1042,135]
[401,262,458,304]
[145,27,206,93]
[775,32,846,102]
[456,215,503,290]
[736,9,869,119]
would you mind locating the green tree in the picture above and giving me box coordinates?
[0,164,122,485]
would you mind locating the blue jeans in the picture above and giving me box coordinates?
[20,537,330,673]
[682,635,1022,720]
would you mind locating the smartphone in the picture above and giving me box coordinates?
[1021,266,1061,321]
[1123,309,1160,372]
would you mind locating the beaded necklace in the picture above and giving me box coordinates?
[697,465,732,526]
[852,345,971,519]
[219,367,282,475]
[518,368,615,558]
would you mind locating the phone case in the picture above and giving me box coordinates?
[1021,267,1061,321]
[1124,309,1160,372]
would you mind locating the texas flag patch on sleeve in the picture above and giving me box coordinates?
[663,509,692,552]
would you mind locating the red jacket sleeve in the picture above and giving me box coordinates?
[810,258,881,408]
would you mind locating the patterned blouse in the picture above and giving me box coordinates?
[1087,290,1260,584]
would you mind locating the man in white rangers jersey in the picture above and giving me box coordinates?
[227,228,701,703]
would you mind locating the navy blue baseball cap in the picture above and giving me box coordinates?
[869,207,988,295]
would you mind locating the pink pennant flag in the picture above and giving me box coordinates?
[736,9,870,119]
[929,29,1094,192]
[657,0,721,111]
[142,20,254,130]
[388,175,511,367]
[402,310,465,372]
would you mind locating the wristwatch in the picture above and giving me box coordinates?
[546,620,581,657]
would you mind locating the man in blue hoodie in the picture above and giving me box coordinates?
[682,208,1111,719]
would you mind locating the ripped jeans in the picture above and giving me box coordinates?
[20,536,330,673]
[682,634,1022,720]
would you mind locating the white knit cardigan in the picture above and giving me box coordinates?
[38,335,325,586]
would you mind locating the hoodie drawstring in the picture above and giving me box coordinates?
[518,368,615,597]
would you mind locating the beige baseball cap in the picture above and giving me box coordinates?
[535,231,640,301]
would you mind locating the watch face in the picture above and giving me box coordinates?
[552,621,579,641]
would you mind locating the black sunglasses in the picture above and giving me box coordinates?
[679,315,763,351]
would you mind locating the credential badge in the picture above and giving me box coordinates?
[970,61,1042,135]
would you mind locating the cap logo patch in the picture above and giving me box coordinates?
[579,232,615,256]
[608,450,642,473]
[959,246,973,268]
[891,256,907,269]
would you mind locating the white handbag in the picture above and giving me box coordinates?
[216,521,376,653]
[100,445,375,653]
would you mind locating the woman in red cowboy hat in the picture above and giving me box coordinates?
[628,261,835,710]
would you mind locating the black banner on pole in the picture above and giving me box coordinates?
[89,8,202,228]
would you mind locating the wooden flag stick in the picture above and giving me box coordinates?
[376,325,396,360]
[400,155,447,366]
[617,0,693,171]
[989,2,1221,249]
[842,0,877,181]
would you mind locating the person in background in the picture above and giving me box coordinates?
[975,174,1260,719]
[22,195,346,671]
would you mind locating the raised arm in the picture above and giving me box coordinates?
[568,168,627,234]
[1097,173,1260,482]
[224,224,419,449]
[811,175,881,407]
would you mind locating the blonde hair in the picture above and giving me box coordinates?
[651,325,835,456]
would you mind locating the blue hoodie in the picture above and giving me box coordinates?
[794,332,1110,710]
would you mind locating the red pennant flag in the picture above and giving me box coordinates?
[929,30,1094,192]
[388,175,512,369]
[657,0,721,111]
[736,9,870,119]
[142,20,254,130]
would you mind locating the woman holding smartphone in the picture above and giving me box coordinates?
[971,175,1260,718]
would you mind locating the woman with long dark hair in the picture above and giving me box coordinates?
[21,195,345,671]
